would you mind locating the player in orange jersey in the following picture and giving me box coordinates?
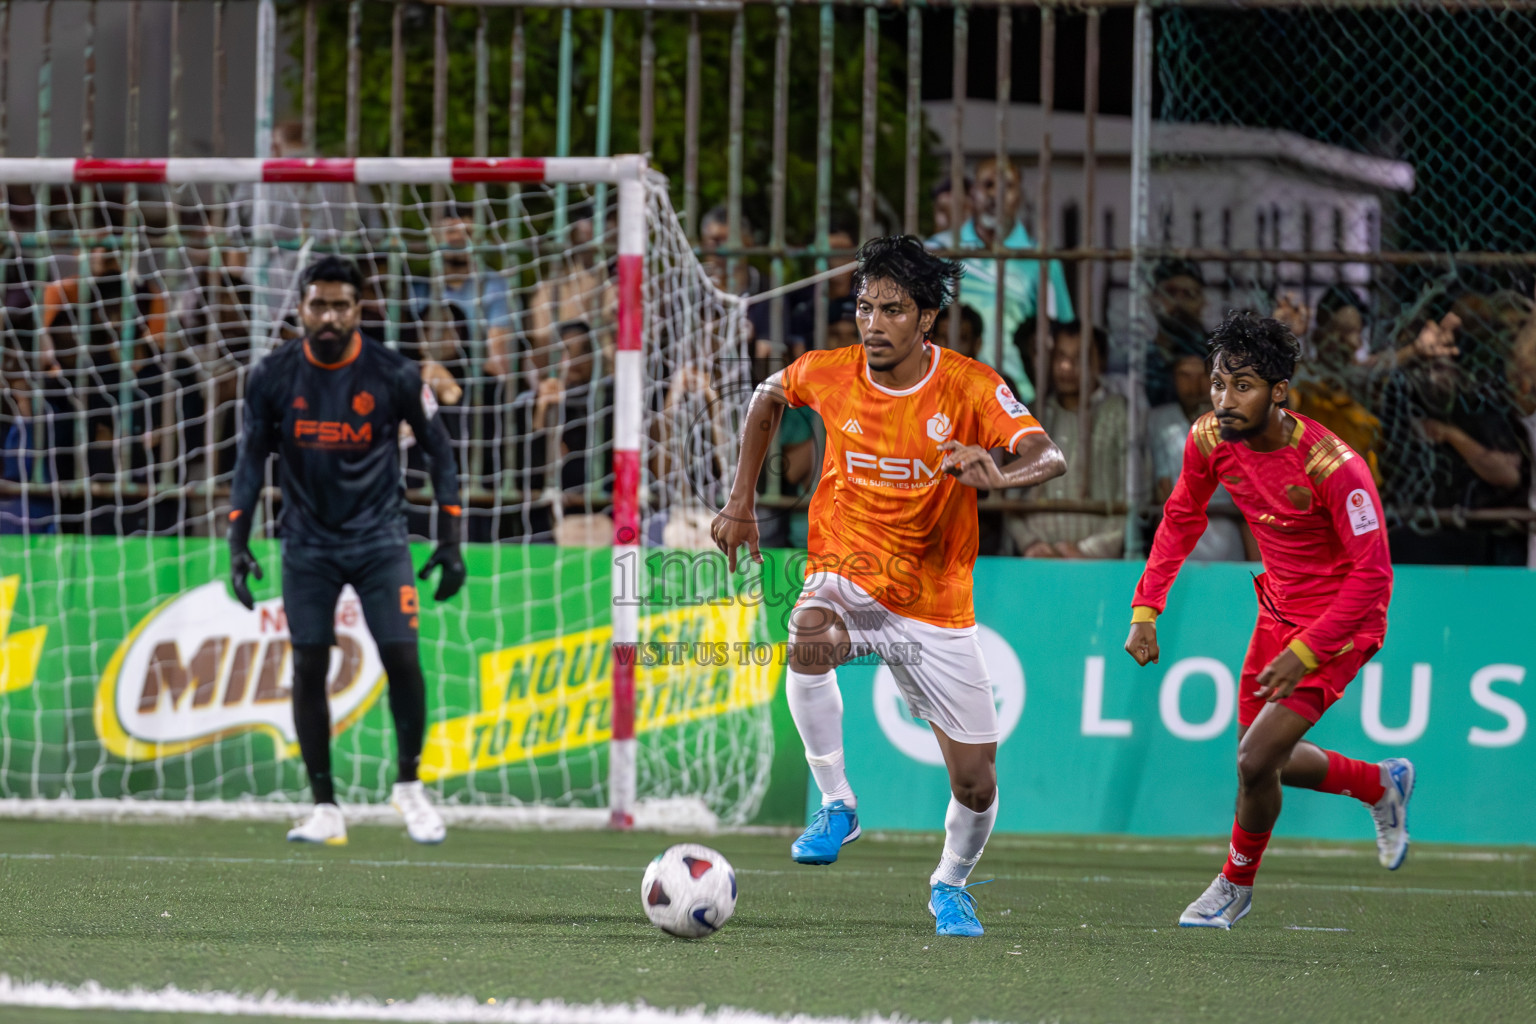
[1126,311,1412,930]
[711,236,1067,936]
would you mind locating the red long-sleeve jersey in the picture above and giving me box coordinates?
[1133,411,1392,663]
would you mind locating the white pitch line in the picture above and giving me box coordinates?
[828,833,1533,865]
[979,837,1532,863]
[3,851,1532,899]
[0,976,999,1024]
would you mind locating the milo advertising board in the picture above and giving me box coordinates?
[0,536,792,824]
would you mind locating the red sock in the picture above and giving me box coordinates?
[1317,750,1385,806]
[1222,818,1271,887]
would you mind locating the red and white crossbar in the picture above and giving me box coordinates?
[0,155,644,185]
[0,154,648,828]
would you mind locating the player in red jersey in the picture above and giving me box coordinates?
[1125,311,1415,929]
[711,236,1066,936]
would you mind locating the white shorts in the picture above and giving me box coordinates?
[794,571,1000,745]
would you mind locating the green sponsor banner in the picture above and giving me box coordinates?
[832,560,1536,845]
[16,537,1528,843]
[0,536,802,825]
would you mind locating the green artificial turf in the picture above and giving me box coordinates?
[0,820,1532,1023]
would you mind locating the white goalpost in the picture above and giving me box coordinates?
[0,156,773,830]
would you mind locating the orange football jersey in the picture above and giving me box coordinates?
[780,342,1043,627]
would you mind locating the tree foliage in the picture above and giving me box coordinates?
[280,2,941,247]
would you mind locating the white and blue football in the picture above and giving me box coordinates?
[641,843,738,938]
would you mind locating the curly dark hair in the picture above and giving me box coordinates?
[298,255,364,299]
[1208,310,1299,385]
[850,235,964,313]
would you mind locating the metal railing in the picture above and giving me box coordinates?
[3,0,1534,561]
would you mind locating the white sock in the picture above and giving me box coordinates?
[930,793,998,886]
[786,668,855,807]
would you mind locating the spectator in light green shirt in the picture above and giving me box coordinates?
[926,157,1074,402]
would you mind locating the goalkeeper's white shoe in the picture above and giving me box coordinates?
[287,803,348,846]
[391,781,446,845]
[1178,874,1252,930]
[1370,758,1415,870]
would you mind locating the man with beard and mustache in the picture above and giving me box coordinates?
[227,256,466,847]
[711,236,1067,937]
[1124,311,1413,930]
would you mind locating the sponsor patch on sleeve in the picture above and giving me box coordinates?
[996,384,1030,419]
[420,382,439,420]
[1346,488,1380,536]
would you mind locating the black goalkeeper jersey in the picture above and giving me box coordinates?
[229,331,461,547]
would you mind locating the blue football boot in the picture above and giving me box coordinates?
[928,879,990,937]
[790,799,861,865]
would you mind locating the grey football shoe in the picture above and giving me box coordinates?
[1178,874,1252,929]
[1370,758,1415,870]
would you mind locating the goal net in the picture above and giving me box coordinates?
[0,156,776,828]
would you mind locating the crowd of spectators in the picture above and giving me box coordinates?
[1014,256,1534,568]
[1,142,1532,566]
[0,204,624,543]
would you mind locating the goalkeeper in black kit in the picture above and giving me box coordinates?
[227,256,466,846]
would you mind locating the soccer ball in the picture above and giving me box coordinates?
[640,843,737,938]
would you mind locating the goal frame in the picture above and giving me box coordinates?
[0,155,647,829]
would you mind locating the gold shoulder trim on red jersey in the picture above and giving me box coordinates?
[1288,414,1307,448]
[1192,413,1222,457]
[1304,434,1355,484]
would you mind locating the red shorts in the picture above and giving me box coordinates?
[1238,610,1379,728]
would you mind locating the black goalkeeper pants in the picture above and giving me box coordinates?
[281,540,420,648]
[282,540,428,802]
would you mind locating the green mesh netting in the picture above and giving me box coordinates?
[1143,2,1536,563]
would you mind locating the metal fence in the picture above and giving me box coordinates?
[2,0,1534,564]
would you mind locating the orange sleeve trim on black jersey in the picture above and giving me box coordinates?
[441,504,462,517]
[228,509,242,521]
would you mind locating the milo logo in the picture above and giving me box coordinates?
[95,582,385,761]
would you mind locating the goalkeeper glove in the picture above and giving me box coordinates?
[228,511,263,611]
[419,507,466,602]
